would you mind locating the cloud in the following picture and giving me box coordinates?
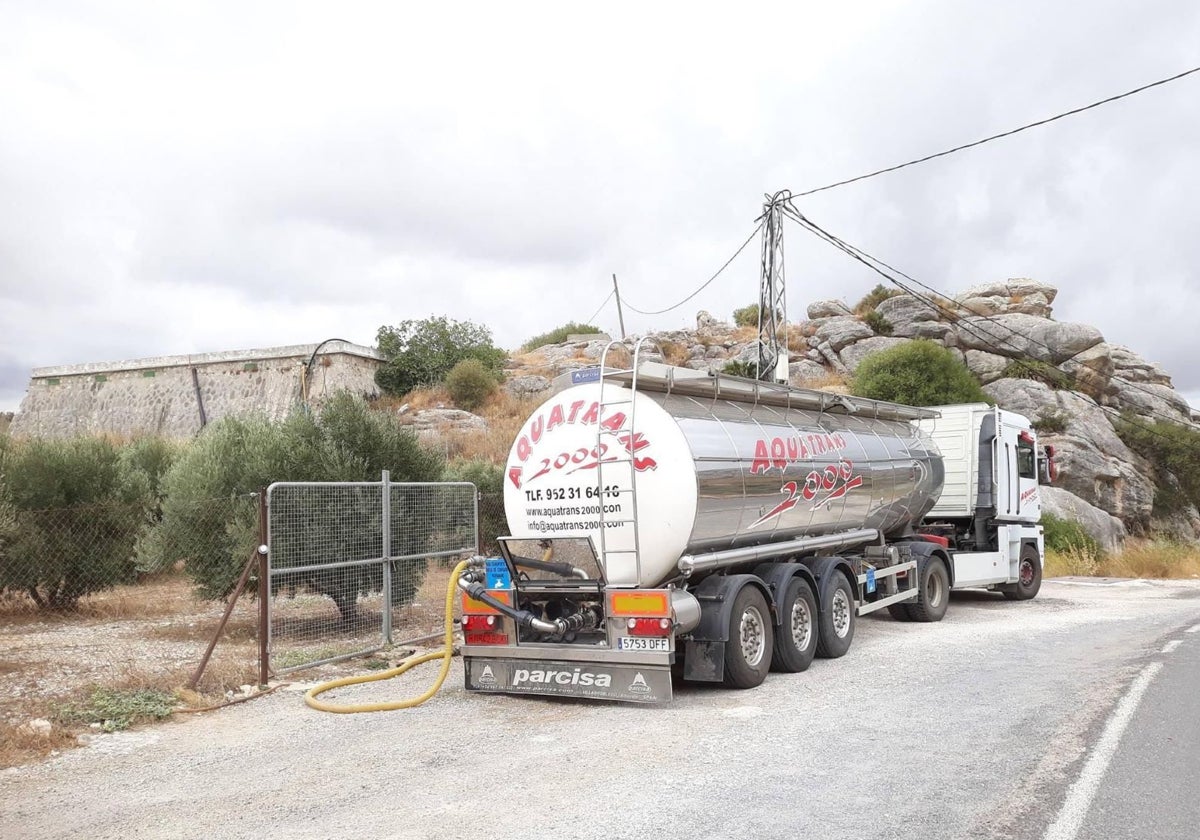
[2,0,1199,413]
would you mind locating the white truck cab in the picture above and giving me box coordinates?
[918,404,1049,597]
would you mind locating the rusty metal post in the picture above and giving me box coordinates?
[257,489,270,687]
[187,548,258,690]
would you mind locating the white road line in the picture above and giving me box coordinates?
[1042,661,1164,840]
[1187,624,1200,634]
[1162,640,1182,654]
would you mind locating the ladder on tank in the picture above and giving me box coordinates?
[594,337,662,588]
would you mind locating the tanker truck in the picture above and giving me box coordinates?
[458,359,1054,703]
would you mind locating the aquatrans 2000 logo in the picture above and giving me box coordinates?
[506,400,657,490]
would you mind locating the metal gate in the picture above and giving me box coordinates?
[266,474,477,674]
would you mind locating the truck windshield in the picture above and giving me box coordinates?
[498,537,604,582]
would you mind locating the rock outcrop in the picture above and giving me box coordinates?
[513,279,1198,547]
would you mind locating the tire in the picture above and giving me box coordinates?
[908,557,950,622]
[1003,545,1043,601]
[886,603,914,622]
[770,576,818,673]
[724,586,774,688]
[816,573,855,659]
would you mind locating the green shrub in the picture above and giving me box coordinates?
[854,283,902,315]
[1114,415,1200,516]
[732,304,760,328]
[0,437,151,610]
[862,310,893,336]
[141,392,443,621]
[445,358,499,411]
[375,316,506,397]
[1032,409,1069,435]
[521,322,603,352]
[722,359,759,378]
[1001,359,1075,390]
[1042,512,1103,557]
[445,458,505,555]
[851,339,990,406]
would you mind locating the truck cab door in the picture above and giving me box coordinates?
[995,415,1040,522]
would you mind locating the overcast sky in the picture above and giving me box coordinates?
[2,1,1198,413]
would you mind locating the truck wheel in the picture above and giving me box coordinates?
[771,576,818,673]
[908,557,950,622]
[724,586,774,689]
[886,604,913,622]
[816,573,855,659]
[1003,545,1042,601]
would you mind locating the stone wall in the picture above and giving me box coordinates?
[10,341,383,439]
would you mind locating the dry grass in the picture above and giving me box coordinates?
[795,370,850,394]
[441,391,543,464]
[732,325,757,343]
[0,721,77,767]
[0,573,201,624]
[658,340,692,367]
[1047,539,1200,579]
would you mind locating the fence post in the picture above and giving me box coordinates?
[257,489,270,687]
[381,469,392,645]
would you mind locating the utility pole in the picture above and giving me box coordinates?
[757,191,789,384]
[612,273,627,339]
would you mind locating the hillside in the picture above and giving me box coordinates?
[445,279,1196,550]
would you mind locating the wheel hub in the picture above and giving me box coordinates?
[790,598,812,651]
[740,605,766,667]
[832,589,851,638]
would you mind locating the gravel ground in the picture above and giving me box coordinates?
[3,578,1199,840]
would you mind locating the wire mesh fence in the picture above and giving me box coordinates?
[265,478,478,674]
[0,495,262,734]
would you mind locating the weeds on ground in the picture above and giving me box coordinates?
[54,687,176,733]
[1046,539,1200,579]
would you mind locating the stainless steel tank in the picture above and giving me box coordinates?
[503,373,944,588]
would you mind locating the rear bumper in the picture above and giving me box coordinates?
[463,648,673,703]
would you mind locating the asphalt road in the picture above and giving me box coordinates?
[3,578,1199,840]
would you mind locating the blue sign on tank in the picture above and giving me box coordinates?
[866,568,876,594]
[485,558,512,590]
[571,367,602,384]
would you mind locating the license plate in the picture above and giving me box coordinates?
[617,637,670,652]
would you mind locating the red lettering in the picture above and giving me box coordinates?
[567,400,586,423]
[786,438,799,460]
[516,435,531,462]
[546,404,565,431]
[802,471,821,501]
[600,411,626,432]
[770,437,786,471]
[751,440,770,475]
[580,403,600,425]
[530,415,545,444]
[507,467,523,489]
[822,465,838,490]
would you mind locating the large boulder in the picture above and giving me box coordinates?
[1109,380,1192,424]
[954,314,1103,364]
[405,408,488,433]
[504,375,551,398]
[963,350,1011,385]
[954,279,1057,318]
[812,316,874,352]
[1041,486,1126,552]
[788,359,829,385]
[1108,345,1172,386]
[838,336,909,373]
[875,294,942,325]
[984,378,1154,528]
[807,299,853,319]
[1059,342,1115,399]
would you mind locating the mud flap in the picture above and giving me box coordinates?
[464,657,672,703]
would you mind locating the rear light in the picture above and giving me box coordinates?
[626,617,672,637]
[462,614,499,632]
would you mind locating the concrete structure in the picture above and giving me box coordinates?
[10,340,384,439]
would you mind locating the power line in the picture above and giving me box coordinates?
[793,64,1200,197]
[583,289,615,325]
[622,223,763,316]
[780,206,1194,442]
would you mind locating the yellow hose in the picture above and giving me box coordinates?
[304,559,470,713]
